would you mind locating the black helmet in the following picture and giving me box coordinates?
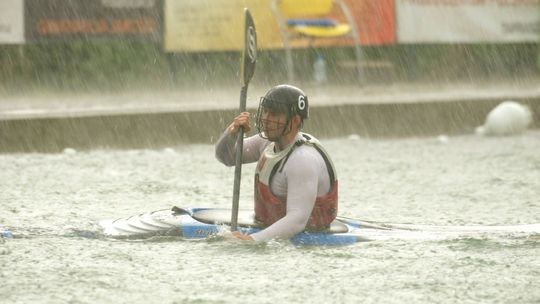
[256,84,309,138]
[258,84,309,119]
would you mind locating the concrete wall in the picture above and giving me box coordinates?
[1,97,538,153]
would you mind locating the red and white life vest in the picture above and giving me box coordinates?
[254,133,338,230]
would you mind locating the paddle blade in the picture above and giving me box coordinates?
[241,8,257,86]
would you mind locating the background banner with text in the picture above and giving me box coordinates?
[164,0,395,52]
[25,0,162,42]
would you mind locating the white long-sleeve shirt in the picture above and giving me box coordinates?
[215,132,331,242]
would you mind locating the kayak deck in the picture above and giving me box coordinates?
[3,207,538,244]
[100,207,371,245]
[99,206,540,245]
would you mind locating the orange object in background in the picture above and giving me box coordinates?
[341,0,395,45]
[303,0,395,48]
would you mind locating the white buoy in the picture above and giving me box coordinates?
[163,147,176,154]
[436,135,449,144]
[62,147,77,155]
[347,134,361,140]
[475,101,532,136]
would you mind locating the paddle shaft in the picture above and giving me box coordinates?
[230,9,256,231]
[231,86,248,231]
[230,8,256,232]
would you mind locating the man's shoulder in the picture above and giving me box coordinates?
[290,144,324,162]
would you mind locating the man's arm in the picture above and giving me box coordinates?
[215,131,238,166]
[215,131,268,166]
[215,112,268,166]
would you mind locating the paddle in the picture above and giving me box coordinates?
[231,8,257,231]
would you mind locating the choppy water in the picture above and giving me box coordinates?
[1,131,539,304]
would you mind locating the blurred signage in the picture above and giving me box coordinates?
[25,0,162,42]
[342,0,395,46]
[396,0,540,43]
[164,0,280,52]
[0,0,25,44]
[164,0,395,52]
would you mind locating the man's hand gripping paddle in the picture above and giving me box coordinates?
[231,8,257,231]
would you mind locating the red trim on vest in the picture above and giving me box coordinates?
[254,175,338,230]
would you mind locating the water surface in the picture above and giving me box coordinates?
[1,131,539,303]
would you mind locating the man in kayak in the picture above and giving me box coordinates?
[215,84,338,242]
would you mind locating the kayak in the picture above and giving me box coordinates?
[1,229,12,238]
[100,206,377,245]
[3,207,537,244]
[99,206,540,246]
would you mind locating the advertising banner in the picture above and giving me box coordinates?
[25,0,162,42]
[0,0,25,44]
[164,0,280,52]
[342,0,395,46]
[164,0,396,52]
[397,0,540,43]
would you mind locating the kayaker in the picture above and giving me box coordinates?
[215,84,338,241]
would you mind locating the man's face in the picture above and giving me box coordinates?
[260,107,288,141]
